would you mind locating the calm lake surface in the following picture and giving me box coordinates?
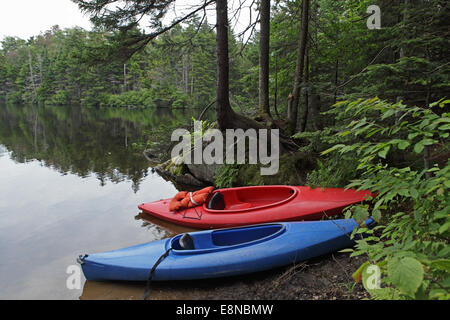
[0,104,205,299]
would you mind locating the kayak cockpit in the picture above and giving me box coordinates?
[170,224,286,254]
[205,186,297,213]
[212,224,285,246]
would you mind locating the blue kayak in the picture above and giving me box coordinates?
[78,218,374,281]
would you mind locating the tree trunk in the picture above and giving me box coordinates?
[37,53,43,85]
[395,0,409,122]
[214,0,297,153]
[191,62,194,97]
[28,47,37,102]
[287,0,309,134]
[424,76,432,179]
[309,93,322,131]
[185,55,189,93]
[258,0,271,118]
[216,0,237,130]
[333,58,338,105]
[273,52,279,117]
[299,46,309,132]
[182,55,186,92]
[123,64,127,93]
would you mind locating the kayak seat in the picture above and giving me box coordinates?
[179,233,195,250]
[207,191,253,210]
[207,192,226,210]
[227,202,253,210]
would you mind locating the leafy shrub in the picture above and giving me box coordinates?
[46,90,69,105]
[324,97,450,300]
[82,87,109,106]
[214,164,242,188]
[172,92,190,108]
[102,89,156,108]
[293,126,360,188]
[5,91,22,104]
[306,155,360,188]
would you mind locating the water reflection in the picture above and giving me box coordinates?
[0,105,202,192]
[0,104,209,300]
[135,212,197,236]
[0,144,6,157]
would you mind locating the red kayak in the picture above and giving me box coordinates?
[138,185,373,229]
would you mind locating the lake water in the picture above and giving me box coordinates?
[0,104,204,299]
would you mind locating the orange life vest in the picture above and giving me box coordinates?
[169,186,214,211]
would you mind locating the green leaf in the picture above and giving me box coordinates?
[387,257,424,297]
[433,209,449,219]
[340,130,352,137]
[378,146,390,159]
[439,221,450,234]
[409,188,419,199]
[397,140,410,150]
[381,109,396,120]
[352,261,371,283]
[422,138,437,146]
[362,264,382,293]
[414,141,425,154]
[430,259,450,272]
[344,210,352,219]
[353,205,369,222]
[372,209,382,221]
[438,246,450,258]
[321,144,345,155]
[439,100,450,108]
[338,248,354,253]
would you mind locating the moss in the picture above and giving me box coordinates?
[161,157,187,176]
[214,153,315,188]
